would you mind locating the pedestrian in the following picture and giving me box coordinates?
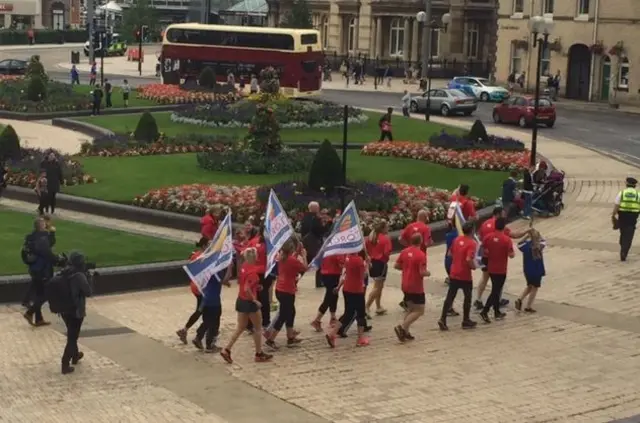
[326,249,370,348]
[104,78,112,108]
[364,220,392,316]
[192,265,232,353]
[502,170,519,216]
[301,201,331,288]
[34,170,49,215]
[200,207,219,241]
[401,90,411,117]
[398,210,432,310]
[89,62,96,86]
[515,229,546,313]
[378,107,394,142]
[57,252,93,374]
[245,226,272,333]
[479,217,515,323]
[176,237,209,344]
[23,217,59,326]
[438,222,478,331]
[310,253,345,332]
[70,65,80,85]
[122,79,131,107]
[28,27,35,45]
[517,72,525,89]
[507,71,516,91]
[612,177,640,261]
[21,214,55,307]
[250,74,259,95]
[219,247,273,364]
[393,233,429,342]
[40,151,63,214]
[265,238,307,349]
[449,184,477,221]
[92,84,103,115]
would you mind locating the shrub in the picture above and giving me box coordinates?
[134,111,160,143]
[199,67,216,89]
[246,104,282,155]
[0,125,21,162]
[25,55,48,82]
[26,76,47,102]
[197,147,313,174]
[81,134,233,156]
[467,119,488,143]
[308,139,344,193]
[429,131,525,151]
[259,67,280,95]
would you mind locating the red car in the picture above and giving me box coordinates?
[492,95,556,128]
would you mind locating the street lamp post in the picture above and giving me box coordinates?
[416,10,450,121]
[528,15,554,167]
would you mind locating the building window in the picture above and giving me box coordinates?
[577,0,589,15]
[52,8,65,30]
[430,28,439,58]
[543,0,554,14]
[510,43,523,73]
[389,18,404,57]
[513,0,524,14]
[321,16,328,49]
[466,22,479,59]
[618,57,629,89]
[347,17,356,53]
[541,45,550,75]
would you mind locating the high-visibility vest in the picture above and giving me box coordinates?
[619,188,640,213]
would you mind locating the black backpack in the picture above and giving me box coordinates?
[46,272,76,314]
[21,234,37,265]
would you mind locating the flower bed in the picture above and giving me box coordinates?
[4,148,97,188]
[170,99,368,129]
[429,132,525,151]
[132,181,483,230]
[0,79,91,112]
[79,134,233,157]
[197,147,314,174]
[361,142,529,171]
[136,84,238,105]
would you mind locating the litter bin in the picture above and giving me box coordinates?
[71,51,80,64]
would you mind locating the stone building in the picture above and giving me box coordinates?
[267,0,499,66]
[495,0,639,103]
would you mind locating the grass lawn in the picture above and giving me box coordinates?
[72,111,463,143]
[72,84,158,108]
[0,208,191,276]
[65,152,506,202]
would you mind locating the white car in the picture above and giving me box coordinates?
[447,76,510,102]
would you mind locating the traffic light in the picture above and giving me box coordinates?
[141,25,148,41]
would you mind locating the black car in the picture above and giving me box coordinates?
[0,59,27,75]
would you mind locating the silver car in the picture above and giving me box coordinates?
[409,88,478,116]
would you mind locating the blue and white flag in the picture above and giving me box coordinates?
[264,189,295,276]
[309,200,364,269]
[183,212,234,294]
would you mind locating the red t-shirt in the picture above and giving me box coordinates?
[200,214,218,240]
[451,194,477,220]
[320,254,345,275]
[400,221,432,252]
[365,234,392,262]
[482,231,514,275]
[395,246,427,294]
[479,217,512,240]
[276,255,307,294]
[449,235,478,282]
[238,263,260,301]
[189,250,202,296]
[342,254,366,294]
[246,236,267,274]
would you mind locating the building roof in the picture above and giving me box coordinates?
[224,0,267,14]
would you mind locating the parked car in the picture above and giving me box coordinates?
[492,95,556,128]
[0,59,27,75]
[447,76,510,102]
[409,88,478,116]
[84,33,127,57]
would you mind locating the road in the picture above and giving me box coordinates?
[9,45,640,169]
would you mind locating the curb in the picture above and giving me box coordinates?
[0,104,190,121]
[52,118,114,138]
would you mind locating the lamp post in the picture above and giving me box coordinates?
[416,10,450,121]
[528,15,554,167]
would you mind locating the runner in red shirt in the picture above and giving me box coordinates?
[474,207,529,311]
[450,184,477,221]
[398,210,432,311]
[438,222,478,331]
[479,217,515,323]
[393,233,430,342]
[265,238,307,349]
[220,248,273,364]
[176,237,209,344]
[245,229,274,334]
[311,254,345,332]
[326,250,370,348]
[200,207,219,240]
[365,220,392,316]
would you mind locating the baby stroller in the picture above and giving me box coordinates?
[532,170,565,216]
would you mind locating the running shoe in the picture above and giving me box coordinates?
[365,312,373,320]
[71,352,84,365]
[494,311,507,320]
[499,299,510,307]
[437,320,449,331]
[364,325,373,333]
[393,325,406,342]
[310,320,322,332]
[192,338,204,350]
[474,300,484,310]
[326,334,336,348]
[446,309,460,317]
[254,352,273,362]
[287,337,302,347]
[524,308,537,313]
[176,329,188,345]
[220,348,233,364]
[375,308,387,316]
[205,345,221,353]
[479,312,491,324]
[461,320,478,329]
[404,332,415,341]
[356,336,370,347]
[265,339,279,350]
[515,298,523,311]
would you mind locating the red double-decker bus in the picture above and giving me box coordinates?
[161,23,323,97]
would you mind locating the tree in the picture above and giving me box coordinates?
[245,105,282,156]
[259,67,280,96]
[134,111,160,143]
[0,125,21,162]
[25,55,48,82]
[121,0,159,42]
[308,140,344,193]
[281,0,313,29]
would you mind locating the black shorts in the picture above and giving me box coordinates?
[370,260,388,279]
[525,275,542,288]
[403,292,426,305]
[123,93,129,100]
[235,298,258,314]
[481,257,489,272]
[322,273,340,288]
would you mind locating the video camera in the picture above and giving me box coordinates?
[57,253,99,278]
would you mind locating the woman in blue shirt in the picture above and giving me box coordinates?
[515,229,546,313]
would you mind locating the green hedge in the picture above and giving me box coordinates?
[0,30,87,45]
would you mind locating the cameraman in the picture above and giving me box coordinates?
[59,252,93,375]
[23,217,60,326]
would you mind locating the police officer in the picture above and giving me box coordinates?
[612,177,640,261]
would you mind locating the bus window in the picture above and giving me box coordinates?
[301,34,318,45]
[166,28,295,50]
[301,61,317,73]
